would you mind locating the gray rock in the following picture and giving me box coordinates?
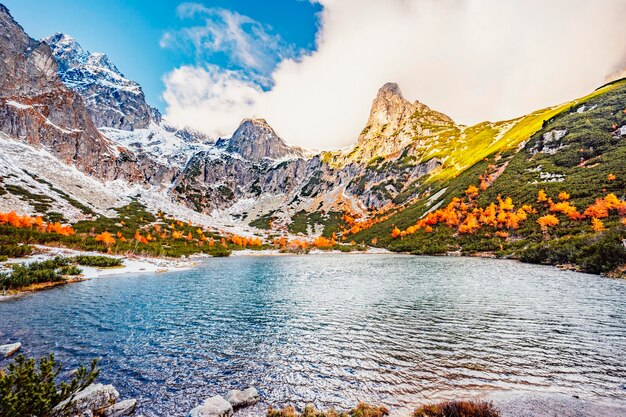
[0,342,21,358]
[224,387,260,408]
[103,398,137,417]
[542,129,568,143]
[54,383,119,415]
[227,118,304,162]
[187,395,233,417]
[73,411,93,417]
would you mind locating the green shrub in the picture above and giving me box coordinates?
[0,255,7,262]
[208,247,232,257]
[0,257,76,290]
[59,265,83,276]
[519,229,626,274]
[0,244,32,258]
[72,255,123,268]
[0,354,99,417]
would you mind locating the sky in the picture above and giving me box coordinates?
[4,0,626,150]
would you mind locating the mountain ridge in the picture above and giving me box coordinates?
[0,2,624,275]
[43,33,160,130]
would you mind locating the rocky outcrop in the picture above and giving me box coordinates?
[226,118,304,162]
[531,129,568,155]
[339,82,456,164]
[43,33,158,130]
[0,5,145,182]
[54,383,119,416]
[102,399,137,417]
[0,342,21,358]
[53,383,137,417]
[187,395,233,417]
[224,387,260,409]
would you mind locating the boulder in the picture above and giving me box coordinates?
[103,398,137,417]
[0,342,21,358]
[55,383,119,415]
[187,395,233,417]
[224,387,260,408]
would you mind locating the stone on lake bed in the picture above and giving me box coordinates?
[225,387,260,408]
[187,395,233,417]
[0,342,21,358]
[103,398,137,417]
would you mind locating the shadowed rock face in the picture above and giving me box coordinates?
[227,118,304,162]
[43,33,159,131]
[0,5,145,182]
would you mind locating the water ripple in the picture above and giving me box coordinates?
[1,255,625,416]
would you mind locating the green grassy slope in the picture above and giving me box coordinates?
[350,79,626,273]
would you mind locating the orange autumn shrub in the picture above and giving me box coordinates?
[537,190,548,202]
[95,231,116,245]
[465,185,479,198]
[591,217,605,232]
[537,214,559,230]
[0,211,74,236]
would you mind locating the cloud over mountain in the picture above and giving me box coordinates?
[161,0,626,149]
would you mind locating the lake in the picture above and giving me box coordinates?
[1,254,625,416]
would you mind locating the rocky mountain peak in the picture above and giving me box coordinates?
[377,82,403,98]
[227,118,304,162]
[43,33,89,72]
[365,82,413,132]
[336,82,456,164]
[43,33,158,130]
[0,5,144,182]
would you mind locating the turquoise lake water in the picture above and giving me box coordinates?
[1,254,625,416]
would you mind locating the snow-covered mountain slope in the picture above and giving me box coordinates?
[100,123,214,168]
[43,33,159,130]
[0,133,123,221]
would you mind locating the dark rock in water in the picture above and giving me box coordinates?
[187,395,233,417]
[0,342,21,358]
[224,387,260,408]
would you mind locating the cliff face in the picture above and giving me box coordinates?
[0,5,144,182]
[43,33,159,131]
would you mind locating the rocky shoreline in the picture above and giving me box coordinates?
[2,339,625,417]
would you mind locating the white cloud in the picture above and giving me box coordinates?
[162,0,626,150]
[162,65,262,138]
